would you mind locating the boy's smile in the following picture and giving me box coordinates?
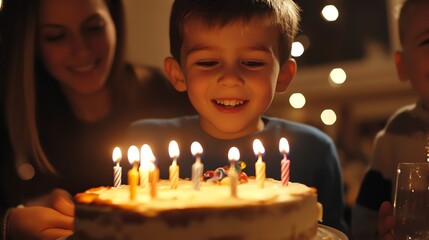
[168,17,295,139]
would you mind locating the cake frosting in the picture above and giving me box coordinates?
[74,178,322,240]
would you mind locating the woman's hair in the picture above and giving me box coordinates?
[168,0,300,65]
[0,0,127,177]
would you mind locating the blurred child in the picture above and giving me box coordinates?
[128,0,348,233]
[352,0,429,239]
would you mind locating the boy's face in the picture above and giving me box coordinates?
[396,2,429,107]
[168,18,295,139]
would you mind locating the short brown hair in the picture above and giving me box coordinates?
[168,0,300,64]
[397,0,428,45]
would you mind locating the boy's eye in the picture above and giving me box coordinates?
[196,61,218,67]
[242,61,264,67]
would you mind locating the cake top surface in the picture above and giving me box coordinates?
[76,178,317,215]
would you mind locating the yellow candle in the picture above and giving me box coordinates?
[228,147,240,198]
[253,139,266,188]
[168,140,180,190]
[150,165,159,198]
[127,145,140,200]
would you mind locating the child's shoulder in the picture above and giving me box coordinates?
[130,115,198,129]
[263,116,333,143]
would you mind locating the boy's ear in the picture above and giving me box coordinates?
[276,58,297,93]
[164,57,187,92]
[394,51,409,82]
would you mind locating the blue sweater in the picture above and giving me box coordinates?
[126,115,347,233]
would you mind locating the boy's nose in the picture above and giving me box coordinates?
[218,69,244,87]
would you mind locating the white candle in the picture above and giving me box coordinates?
[168,140,180,190]
[191,141,204,190]
[127,145,140,200]
[228,147,240,198]
[253,139,266,189]
[139,144,151,189]
[279,138,290,186]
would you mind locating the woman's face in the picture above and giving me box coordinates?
[37,0,117,96]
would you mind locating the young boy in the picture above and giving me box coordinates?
[352,0,429,239]
[127,0,347,233]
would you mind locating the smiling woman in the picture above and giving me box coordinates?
[0,0,194,239]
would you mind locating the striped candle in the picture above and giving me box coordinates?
[112,147,122,187]
[191,141,204,190]
[169,140,180,190]
[279,138,290,186]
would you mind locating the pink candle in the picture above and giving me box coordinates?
[279,138,290,186]
[253,139,266,189]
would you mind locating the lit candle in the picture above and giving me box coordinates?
[253,139,266,188]
[141,144,157,198]
[168,140,180,190]
[147,145,159,199]
[191,141,204,190]
[139,144,151,189]
[279,137,290,186]
[228,147,240,198]
[127,145,140,200]
[112,147,122,187]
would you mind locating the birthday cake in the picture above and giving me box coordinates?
[73,178,322,240]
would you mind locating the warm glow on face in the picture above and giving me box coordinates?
[127,145,139,164]
[191,141,203,156]
[112,147,122,163]
[279,138,290,154]
[252,139,265,155]
[168,140,180,159]
[228,147,240,161]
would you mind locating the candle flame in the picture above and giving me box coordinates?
[112,147,122,163]
[191,141,203,155]
[127,145,139,164]
[169,140,180,159]
[228,147,240,161]
[252,139,265,155]
[279,137,290,154]
[141,144,156,163]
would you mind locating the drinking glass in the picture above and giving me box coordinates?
[393,163,429,240]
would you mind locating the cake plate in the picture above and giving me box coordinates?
[59,225,348,240]
[318,224,348,240]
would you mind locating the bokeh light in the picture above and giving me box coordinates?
[321,109,337,125]
[329,68,347,85]
[289,93,306,109]
[321,5,339,22]
[291,42,305,57]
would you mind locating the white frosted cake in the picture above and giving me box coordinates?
[74,178,322,240]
